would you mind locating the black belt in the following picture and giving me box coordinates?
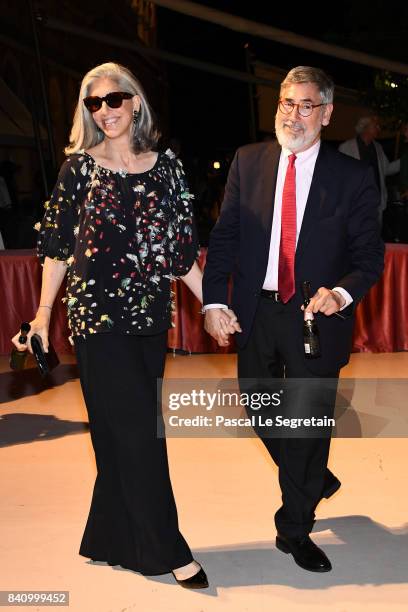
[260,289,281,302]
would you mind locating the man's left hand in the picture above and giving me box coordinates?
[303,287,345,317]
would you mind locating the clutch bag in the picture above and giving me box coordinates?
[30,333,60,376]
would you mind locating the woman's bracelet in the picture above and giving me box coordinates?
[38,305,52,310]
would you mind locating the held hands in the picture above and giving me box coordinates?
[302,287,345,318]
[204,308,242,347]
[11,309,51,355]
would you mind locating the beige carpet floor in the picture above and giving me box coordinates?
[0,352,407,612]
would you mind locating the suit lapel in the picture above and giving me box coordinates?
[295,142,331,266]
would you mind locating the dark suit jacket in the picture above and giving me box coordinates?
[202,140,385,374]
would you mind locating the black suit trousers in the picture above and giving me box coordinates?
[238,296,339,538]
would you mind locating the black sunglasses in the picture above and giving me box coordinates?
[83,91,133,113]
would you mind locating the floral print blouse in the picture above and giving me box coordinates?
[37,149,199,339]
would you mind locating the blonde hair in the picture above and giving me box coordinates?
[65,62,160,155]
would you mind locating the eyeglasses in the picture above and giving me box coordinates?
[83,91,133,113]
[278,99,326,117]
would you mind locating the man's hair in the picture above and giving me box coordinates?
[355,116,376,134]
[280,66,334,104]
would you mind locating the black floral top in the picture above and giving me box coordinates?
[37,149,199,339]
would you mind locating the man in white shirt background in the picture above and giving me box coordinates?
[339,115,400,222]
[202,66,384,573]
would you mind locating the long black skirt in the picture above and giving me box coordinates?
[74,332,193,575]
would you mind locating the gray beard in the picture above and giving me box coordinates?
[276,126,305,150]
[275,120,321,152]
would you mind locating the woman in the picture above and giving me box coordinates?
[11,62,208,587]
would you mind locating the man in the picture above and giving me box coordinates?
[203,67,384,572]
[339,115,400,220]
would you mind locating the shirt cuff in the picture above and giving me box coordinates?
[202,303,228,311]
[332,287,353,310]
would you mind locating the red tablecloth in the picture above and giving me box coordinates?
[1,245,407,355]
[352,244,408,353]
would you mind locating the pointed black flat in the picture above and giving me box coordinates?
[172,566,209,589]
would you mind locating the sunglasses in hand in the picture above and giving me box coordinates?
[83,91,133,113]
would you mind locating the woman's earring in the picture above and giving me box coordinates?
[133,109,140,125]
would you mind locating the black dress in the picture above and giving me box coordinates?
[37,149,199,574]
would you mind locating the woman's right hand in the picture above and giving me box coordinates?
[11,309,51,354]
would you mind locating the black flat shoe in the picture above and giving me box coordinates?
[276,534,332,572]
[172,566,209,589]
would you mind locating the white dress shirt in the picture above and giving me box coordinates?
[205,139,352,310]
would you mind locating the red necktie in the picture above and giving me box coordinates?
[278,153,297,303]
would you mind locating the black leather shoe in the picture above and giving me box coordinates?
[276,534,332,572]
[322,470,341,499]
[173,566,209,589]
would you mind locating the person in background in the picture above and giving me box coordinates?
[0,159,19,247]
[398,121,408,200]
[339,115,400,222]
[0,174,12,248]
